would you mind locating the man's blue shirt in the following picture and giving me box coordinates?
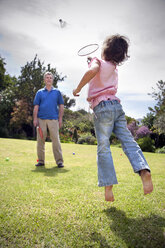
[33,87,64,119]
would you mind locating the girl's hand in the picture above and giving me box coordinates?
[87,56,92,64]
[73,89,80,97]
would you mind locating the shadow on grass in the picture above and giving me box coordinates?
[31,166,69,177]
[104,207,165,248]
[89,232,111,248]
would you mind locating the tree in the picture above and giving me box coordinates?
[0,56,6,91]
[0,56,15,92]
[125,115,136,125]
[10,100,32,131]
[142,113,155,130]
[154,115,165,134]
[63,94,76,109]
[0,56,18,137]
[77,109,88,115]
[148,80,165,134]
[148,80,165,113]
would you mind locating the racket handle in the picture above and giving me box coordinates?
[87,56,92,64]
[37,126,43,139]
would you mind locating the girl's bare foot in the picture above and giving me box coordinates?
[105,185,114,202]
[140,170,153,195]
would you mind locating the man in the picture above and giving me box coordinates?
[33,71,64,168]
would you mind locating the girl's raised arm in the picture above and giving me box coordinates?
[73,60,100,97]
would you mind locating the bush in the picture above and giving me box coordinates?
[60,133,72,143]
[72,128,78,143]
[127,121,138,137]
[77,134,97,145]
[0,127,9,138]
[156,146,165,153]
[137,137,155,152]
[110,132,120,145]
[136,126,151,139]
[12,131,27,139]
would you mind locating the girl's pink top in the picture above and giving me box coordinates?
[87,57,120,109]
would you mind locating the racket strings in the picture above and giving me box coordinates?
[78,44,99,56]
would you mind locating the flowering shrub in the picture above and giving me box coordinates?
[136,126,151,139]
[127,121,138,137]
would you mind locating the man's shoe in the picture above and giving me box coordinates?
[58,163,64,168]
[35,162,45,167]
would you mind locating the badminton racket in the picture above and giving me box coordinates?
[77,43,99,56]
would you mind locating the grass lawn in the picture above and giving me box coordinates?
[0,138,165,248]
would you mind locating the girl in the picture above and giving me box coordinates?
[73,35,153,201]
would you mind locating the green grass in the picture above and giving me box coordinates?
[0,138,165,248]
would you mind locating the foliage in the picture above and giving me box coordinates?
[136,126,151,140]
[72,128,78,143]
[148,80,165,134]
[156,146,165,154]
[142,113,155,130]
[154,114,165,134]
[127,121,138,137]
[0,56,7,91]
[137,137,155,152]
[77,109,88,115]
[63,94,76,109]
[140,80,165,148]
[0,57,18,136]
[125,115,136,124]
[10,99,32,131]
[60,133,73,143]
[150,132,165,149]
[148,80,165,112]
[110,132,120,145]
[0,126,9,138]
[61,108,95,143]
[77,133,97,145]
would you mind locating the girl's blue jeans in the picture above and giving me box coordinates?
[93,100,151,187]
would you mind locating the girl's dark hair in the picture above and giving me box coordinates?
[102,35,130,65]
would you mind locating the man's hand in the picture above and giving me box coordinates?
[73,89,80,97]
[33,118,38,127]
[59,118,63,129]
[33,105,39,127]
[58,105,64,129]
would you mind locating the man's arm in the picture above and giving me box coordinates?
[33,105,39,127]
[58,104,64,129]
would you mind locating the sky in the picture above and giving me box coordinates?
[0,0,165,119]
